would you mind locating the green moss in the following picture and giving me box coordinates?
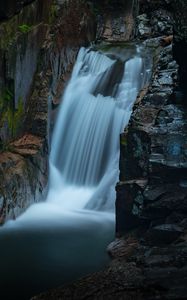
[0,21,17,49]
[121,135,127,146]
[18,24,32,34]
[0,88,14,118]
[0,21,31,49]
[49,4,58,24]
[12,97,24,136]
[0,91,24,138]
[7,97,24,137]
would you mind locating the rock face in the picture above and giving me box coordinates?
[0,0,52,142]
[114,34,187,298]
[116,0,187,237]
[138,0,187,94]
[116,42,187,233]
[0,134,48,223]
[113,0,187,298]
[95,0,139,42]
[172,0,187,94]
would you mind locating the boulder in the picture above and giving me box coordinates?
[146,224,183,245]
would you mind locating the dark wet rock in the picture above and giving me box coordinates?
[180,219,187,230]
[116,181,142,233]
[137,8,173,39]
[150,9,173,36]
[146,224,184,246]
[0,0,35,21]
[143,185,169,202]
[137,14,151,38]
[112,3,187,298]
[142,36,162,48]
[172,1,187,94]
[119,130,151,181]
[116,0,187,247]
[144,266,187,299]
[139,0,172,14]
[142,92,170,106]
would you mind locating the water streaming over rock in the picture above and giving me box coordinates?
[0,45,152,299]
[48,46,150,212]
[4,45,152,220]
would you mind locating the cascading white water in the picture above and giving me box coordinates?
[0,45,152,298]
[2,45,150,224]
[47,46,147,212]
[3,45,151,223]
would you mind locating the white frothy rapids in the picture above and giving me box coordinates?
[5,46,150,227]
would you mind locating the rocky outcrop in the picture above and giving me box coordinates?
[172,0,187,94]
[116,0,187,236]
[138,0,187,94]
[116,41,185,234]
[95,0,138,42]
[113,1,187,299]
[0,134,48,224]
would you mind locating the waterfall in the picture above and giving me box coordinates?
[2,45,152,221]
[0,45,152,298]
[48,48,148,211]
[46,46,149,212]
[2,45,152,224]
